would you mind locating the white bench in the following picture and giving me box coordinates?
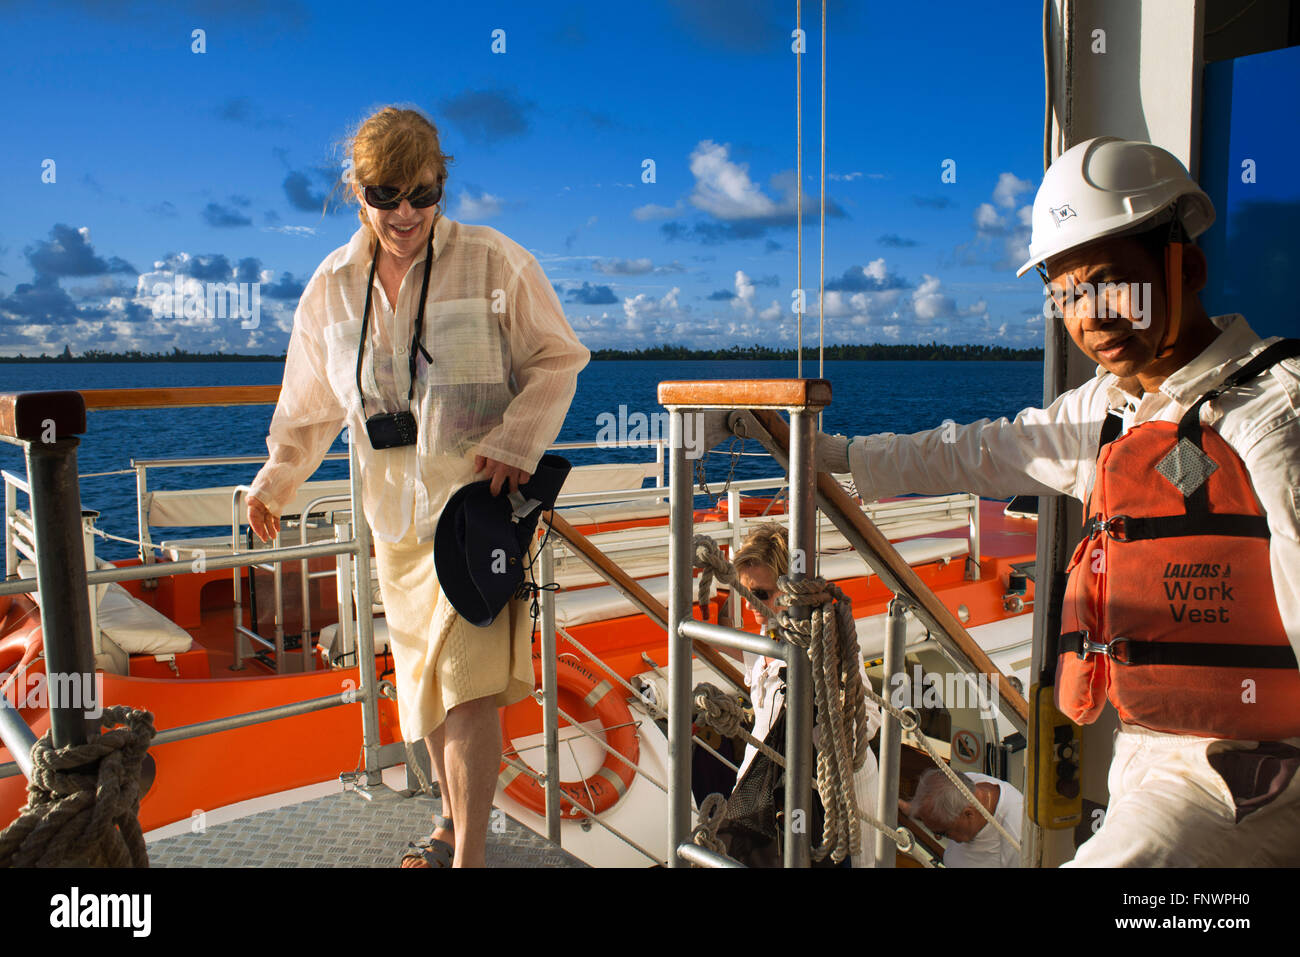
[142,478,355,561]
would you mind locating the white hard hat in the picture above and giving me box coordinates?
[1016,136,1215,277]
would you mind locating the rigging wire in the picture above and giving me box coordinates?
[819,0,826,382]
[796,0,803,379]
[818,0,826,561]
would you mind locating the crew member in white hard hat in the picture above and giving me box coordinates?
[810,136,1300,866]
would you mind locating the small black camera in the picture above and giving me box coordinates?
[365,410,418,449]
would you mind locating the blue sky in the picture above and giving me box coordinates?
[0,0,1051,355]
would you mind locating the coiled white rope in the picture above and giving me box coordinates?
[692,535,873,863]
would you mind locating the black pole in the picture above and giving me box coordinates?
[24,437,99,749]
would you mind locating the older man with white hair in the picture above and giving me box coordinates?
[902,768,1023,868]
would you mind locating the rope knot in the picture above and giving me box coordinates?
[689,792,729,859]
[0,705,156,867]
[692,683,748,739]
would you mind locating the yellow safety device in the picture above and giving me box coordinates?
[1027,681,1082,828]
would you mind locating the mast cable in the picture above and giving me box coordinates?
[796,0,803,378]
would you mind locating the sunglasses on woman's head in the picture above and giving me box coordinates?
[362,183,442,210]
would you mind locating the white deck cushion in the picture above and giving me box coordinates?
[95,582,194,655]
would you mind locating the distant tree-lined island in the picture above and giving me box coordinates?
[2,342,1043,362]
[588,342,1043,361]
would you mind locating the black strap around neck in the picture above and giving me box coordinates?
[355,232,436,417]
[1176,338,1300,449]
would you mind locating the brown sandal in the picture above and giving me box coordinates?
[398,814,454,868]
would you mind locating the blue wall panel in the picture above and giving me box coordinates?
[1199,45,1300,339]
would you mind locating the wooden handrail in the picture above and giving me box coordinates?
[657,378,830,410]
[751,409,1031,728]
[79,385,281,410]
[0,391,85,441]
[543,511,749,694]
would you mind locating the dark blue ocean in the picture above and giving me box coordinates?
[0,360,1042,561]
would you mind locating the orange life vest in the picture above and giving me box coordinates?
[1054,339,1300,740]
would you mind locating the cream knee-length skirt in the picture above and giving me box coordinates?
[372,518,535,743]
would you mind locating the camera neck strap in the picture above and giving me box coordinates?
[355,229,436,417]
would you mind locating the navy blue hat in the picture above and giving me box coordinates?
[434,454,571,627]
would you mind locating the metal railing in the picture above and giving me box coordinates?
[659,384,827,868]
[0,392,393,800]
[0,384,1020,868]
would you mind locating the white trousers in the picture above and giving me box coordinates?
[1064,724,1300,867]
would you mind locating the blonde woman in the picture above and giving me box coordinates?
[246,106,589,867]
[725,522,882,867]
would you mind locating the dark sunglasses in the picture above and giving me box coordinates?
[750,588,772,601]
[362,183,442,210]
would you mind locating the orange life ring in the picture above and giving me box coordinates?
[499,653,640,819]
[0,624,44,705]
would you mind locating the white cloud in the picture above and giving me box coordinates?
[959,175,1037,272]
[264,225,316,236]
[687,140,781,220]
[911,274,956,321]
[974,202,1002,231]
[993,171,1034,209]
[622,286,682,323]
[594,257,654,275]
[632,202,683,221]
[455,190,504,220]
[732,269,756,318]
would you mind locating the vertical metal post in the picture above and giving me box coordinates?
[727,486,742,626]
[334,518,354,665]
[538,536,562,843]
[135,464,151,567]
[4,476,16,580]
[82,511,100,660]
[667,408,695,867]
[272,533,286,673]
[231,488,247,670]
[874,596,909,867]
[300,542,313,663]
[25,439,98,749]
[783,408,816,868]
[966,493,981,581]
[348,439,383,787]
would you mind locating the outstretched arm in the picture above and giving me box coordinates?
[248,280,346,539]
[824,382,1108,504]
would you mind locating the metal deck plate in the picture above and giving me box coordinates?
[145,789,588,868]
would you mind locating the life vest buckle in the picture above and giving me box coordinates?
[1076,632,1133,665]
[1086,514,1131,541]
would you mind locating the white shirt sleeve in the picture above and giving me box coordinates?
[471,254,590,474]
[1241,416,1300,664]
[248,279,347,514]
[846,381,1108,505]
